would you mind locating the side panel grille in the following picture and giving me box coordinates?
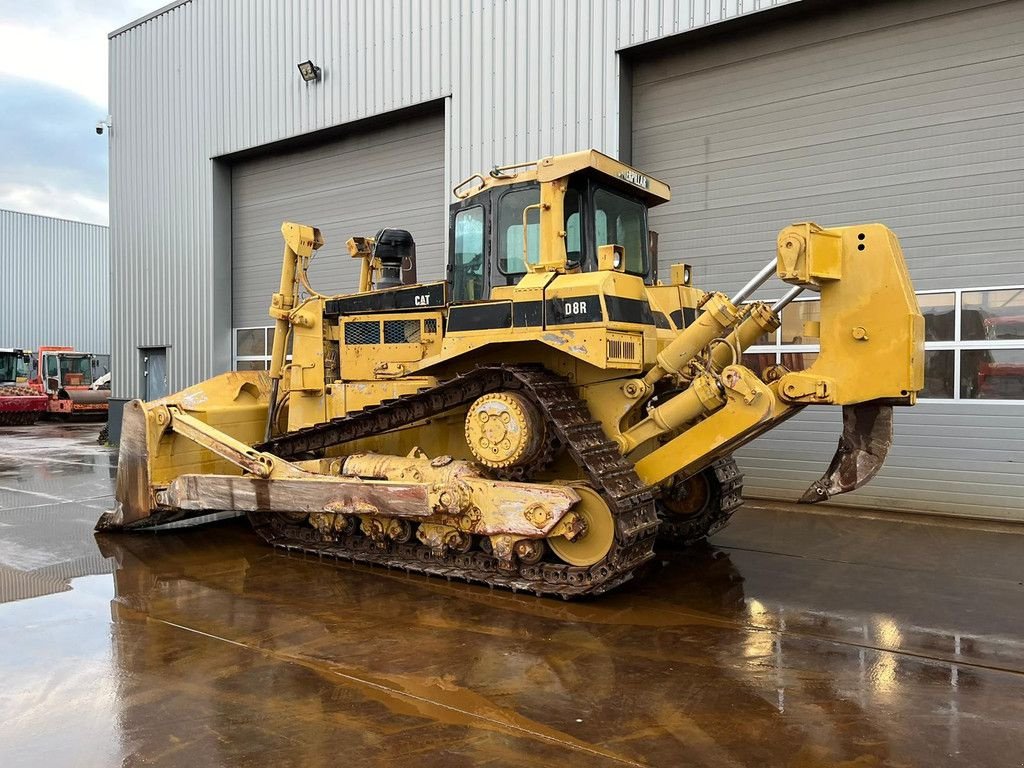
[383,319,422,344]
[344,321,381,345]
[607,333,642,365]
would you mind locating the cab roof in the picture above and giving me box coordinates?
[454,149,671,207]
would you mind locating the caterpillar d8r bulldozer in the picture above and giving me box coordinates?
[97,150,924,598]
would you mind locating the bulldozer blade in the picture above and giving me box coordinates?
[799,402,893,504]
[95,399,210,531]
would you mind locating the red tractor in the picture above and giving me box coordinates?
[0,348,47,425]
[28,346,111,419]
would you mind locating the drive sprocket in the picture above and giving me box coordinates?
[655,457,743,546]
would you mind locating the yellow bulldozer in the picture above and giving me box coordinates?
[97,150,924,598]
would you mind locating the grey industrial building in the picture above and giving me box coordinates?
[0,209,110,354]
[107,0,1024,519]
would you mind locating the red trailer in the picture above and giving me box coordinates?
[28,347,110,418]
[0,349,47,425]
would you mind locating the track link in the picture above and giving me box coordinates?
[249,366,660,598]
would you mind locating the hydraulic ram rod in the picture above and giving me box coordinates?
[731,257,778,305]
[710,286,806,370]
[771,286,805,313]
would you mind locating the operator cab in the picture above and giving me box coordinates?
[0,349,31,385]
[446,150,670,303]
[38,350,100,392]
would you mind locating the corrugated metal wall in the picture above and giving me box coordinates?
[108,0,797,399]
[0,209,109,353]
[739,405,1024,521]
[231,113,446,327]
[630,0,1024,519]
[632,0,1024,295]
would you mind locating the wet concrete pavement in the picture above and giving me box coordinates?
[1,424,1023,767]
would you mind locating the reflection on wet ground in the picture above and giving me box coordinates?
[1,425,1023,766]
[0,423,116,600]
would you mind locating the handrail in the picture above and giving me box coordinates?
[453,173,486,199]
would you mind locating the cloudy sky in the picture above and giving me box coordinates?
[0,0,155,224]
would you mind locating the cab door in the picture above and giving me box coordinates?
[447,195,490,303]
[44,354,61,394]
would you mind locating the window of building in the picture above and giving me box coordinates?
[780,299,820,345]
[962,288,1024,340]
[233,327,275,371]
[744,286,1024,402]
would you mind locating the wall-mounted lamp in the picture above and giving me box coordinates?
[297,60,322,83]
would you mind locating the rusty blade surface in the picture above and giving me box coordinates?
[95,400,213,531]
[799,402,893,504]
[95,400,153,531]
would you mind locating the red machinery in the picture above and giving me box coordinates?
[28,347,111,418]
[974,315,1024,399]
[0,348,47,425]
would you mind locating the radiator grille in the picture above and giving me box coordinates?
[607,333,641,364]
[344,321,380,345]
[383,319,422,344]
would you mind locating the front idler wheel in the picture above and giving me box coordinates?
[547,486,615,567]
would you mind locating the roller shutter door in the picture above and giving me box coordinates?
[632,0,1024,518]
[231,112,445,328]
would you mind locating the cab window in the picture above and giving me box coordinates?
[594,188,648,275]
[564,187,583,269]
[0,354,15,383]
[451,206,485,301]
[498,187,540,275]
[60,356,94,386]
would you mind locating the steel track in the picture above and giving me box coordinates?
[249,366,661,598]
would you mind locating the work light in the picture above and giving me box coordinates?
[297,60,321,82]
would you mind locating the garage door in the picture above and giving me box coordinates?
[231,111,445,329]
[632,0,1024,518]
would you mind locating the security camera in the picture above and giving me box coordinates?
[95,122,105,135]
